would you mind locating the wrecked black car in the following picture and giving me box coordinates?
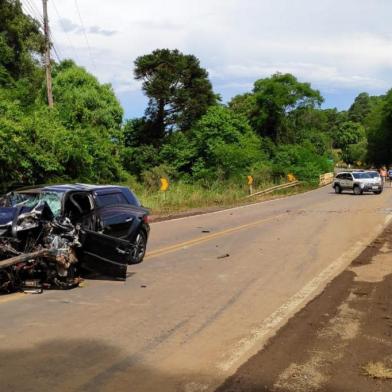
[0,184,150,294]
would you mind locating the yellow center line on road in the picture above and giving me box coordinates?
[146,211,289,260]
[0,292,26,304]
[0,212,288,304]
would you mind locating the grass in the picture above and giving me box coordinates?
[124,179,316,216]
[362,361,392,379]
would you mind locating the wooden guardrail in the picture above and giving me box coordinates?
[245,181,300,198]
[319,172,334,186]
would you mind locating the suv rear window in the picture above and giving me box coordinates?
[96,192,128,207]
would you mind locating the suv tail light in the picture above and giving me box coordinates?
[143,215,149,224]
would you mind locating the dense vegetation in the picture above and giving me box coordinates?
[1,1,392,199]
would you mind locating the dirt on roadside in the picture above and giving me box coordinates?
[216,224,392,392]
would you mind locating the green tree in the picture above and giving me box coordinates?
[50,60,123,131]
[333,121,366,149]
[251,73,323,142]
[228,93,257,120]
[159,132,196,175]
[122,145,160,178]
[367,90,392,165]
[0,90,69,186]
[134,49,216,142]
[342,141,368,165]
[122,118,148,147]
[0,0,44,84]
[272,143,333,183]
[190,106,264,180]
[122,117,166,148]
[348,92,372,124]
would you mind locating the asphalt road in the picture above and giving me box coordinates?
[1,186,392,392]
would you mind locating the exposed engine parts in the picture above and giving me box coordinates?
[0,184,150,295]
[0,202,82,294]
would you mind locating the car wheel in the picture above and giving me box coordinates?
[353,186,362,195]
[128,231,147,264]
[374,190,382,195]
[334,185,341,194]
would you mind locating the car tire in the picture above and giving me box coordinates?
[334,185,342,194]
[374,190,382,195]
[128,231,147,264]
[353,186,362,195]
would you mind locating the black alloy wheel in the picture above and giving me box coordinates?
[128,231,147,264]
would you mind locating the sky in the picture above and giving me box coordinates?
[23,0,392,120]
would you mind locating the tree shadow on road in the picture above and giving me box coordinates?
[0,338,217,392]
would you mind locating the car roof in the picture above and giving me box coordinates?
[23,184,129,193]
[336,171,366,175]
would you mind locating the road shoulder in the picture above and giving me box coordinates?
[216,223,392,392]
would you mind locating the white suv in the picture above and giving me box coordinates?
[333,171,383,195]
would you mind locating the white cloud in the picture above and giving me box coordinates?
[24,0,392,115]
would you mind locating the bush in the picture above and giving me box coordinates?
[141,164,176,191]
[191,106,265,180]
[272,144,333,183]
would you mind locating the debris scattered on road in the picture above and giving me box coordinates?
[217,254,230,259]
[140,284,147,288]
[201,230,211,233]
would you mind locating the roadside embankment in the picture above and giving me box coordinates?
[143,182,316,222]
[216,223,392,392]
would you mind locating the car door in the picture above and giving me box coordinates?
[93,191,141,239]
[79,230,131,280]
[340,173,348,189]
[97,205,139,239]
[345,173,354,190]
[335,173,344,188]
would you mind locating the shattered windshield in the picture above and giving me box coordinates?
[20,191,64,217]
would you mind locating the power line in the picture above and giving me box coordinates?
[25,0,44,23]
[51,0,79,62]
[74,0,96,70]
[50,36,62,62]
[23,0,43,24]
[22,0,62,62]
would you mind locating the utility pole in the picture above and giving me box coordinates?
[42,0,53,107]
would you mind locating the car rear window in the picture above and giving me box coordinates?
[96,192,128,207]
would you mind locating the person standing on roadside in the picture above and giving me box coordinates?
[388,168,392,186]
[380,167,387,184]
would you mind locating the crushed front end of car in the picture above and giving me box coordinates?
[0,198,82,294]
